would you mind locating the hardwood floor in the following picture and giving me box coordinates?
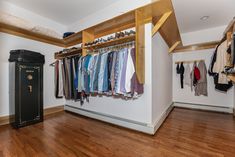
[0,108,235,157]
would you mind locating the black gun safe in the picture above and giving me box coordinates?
[9,50,45,128]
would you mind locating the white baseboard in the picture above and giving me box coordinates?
[65,105,155,134]
[174,102,233,114]
[65,103,174,135]
[152,103,174,134]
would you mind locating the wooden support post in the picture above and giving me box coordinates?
[169,41,181,53]
[135,10,145,84]
[82,29,95,56]
[152,11,172,37]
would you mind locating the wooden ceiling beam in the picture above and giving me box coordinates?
[0,22,66,47]
[173,41,220,53]
[0,0,183,51]
[152,11,172,36]
[169,41,181,53]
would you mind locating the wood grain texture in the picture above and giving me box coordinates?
[174,41,220,53]
[55,49,82,60]
[0,0,182,51]
[152,11,172,36]
[169,41,181,53]
[224,18,235,35]
[135,10,145,84]
[82,29,95,56]
[0,106,64,126]
[84,35,135,50]
[0,108,235,156]
[0,22,66,47]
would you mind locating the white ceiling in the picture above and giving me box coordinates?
[1,0,235,34]
[172,0,235,33]
[1,0,118,25]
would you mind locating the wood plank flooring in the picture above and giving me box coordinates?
[0,108,235,157]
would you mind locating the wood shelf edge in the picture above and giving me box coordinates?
[228,75,235,83]
[0,22,66,47]
[173,41,220,53]
[84,35,136,50]
[55,49,82,59]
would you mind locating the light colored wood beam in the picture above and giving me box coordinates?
[0,22,66,47]
[224,17,235,35]
[135,10,145,84]
[169,41,181,53]
[0,106,64,126]
[152,11,172,37]
[173,41,219,53]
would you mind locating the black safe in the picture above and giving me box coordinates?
[9,50,45,128]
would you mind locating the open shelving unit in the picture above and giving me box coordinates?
[84,35,136,50]
[0,0,182,84]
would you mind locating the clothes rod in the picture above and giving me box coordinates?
[175,59,205,64]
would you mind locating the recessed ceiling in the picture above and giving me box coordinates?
[0,0,118,25]
[172,0,235,33]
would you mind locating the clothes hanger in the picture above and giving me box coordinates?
[49,61,56,67]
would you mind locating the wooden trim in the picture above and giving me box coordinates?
[84,35,135,50]
[135,10,145,84]
[169,41,181,53]
[0,105,64,126]
[175,59,204,64]
[82,29,95,56]
[0,22,66,47]
[152,11,172,36]
[44,105,64,117]
[55,49,82,60]
[0,0,182,50]
[173,41,220,53]
[224,17,235,35]
[0,116,10,126]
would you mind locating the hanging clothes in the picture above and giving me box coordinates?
[193,62,200,86]
[130,48,144,96]
[54,60,63,98]
[177,63,185,89]
[195,61,208,96]
[55,42,143,103]
[208,39,233,92]
[176,63,180,74]
[213,40,229,84]
[184,64,191,87]
[232,33,235,65]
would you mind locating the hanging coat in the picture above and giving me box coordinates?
[195,61,208,96]
[213,40,229,84]
[184,64,191,87]
[177,63,185,89]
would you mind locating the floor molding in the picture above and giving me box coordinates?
[0,105,64,126]
[153,103,174,134]
[174,102,233,114]
[65,104,174,135]
[65,105,155,135]
[44,105,64,117]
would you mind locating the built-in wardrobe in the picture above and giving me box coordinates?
[0,0,234,134]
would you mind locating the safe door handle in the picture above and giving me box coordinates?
[28,85,33,93]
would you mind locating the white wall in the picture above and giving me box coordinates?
[152,33,172,124]
[0,33,65,117]
[0,1,67,35]
[173,22,234,110]
[68,0,152,32]
[0,1,67,117]
[173,50,234,108]
[181,25,226,45]
[67,24,153,124]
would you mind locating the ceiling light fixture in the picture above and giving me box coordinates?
[200,16,210,21]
